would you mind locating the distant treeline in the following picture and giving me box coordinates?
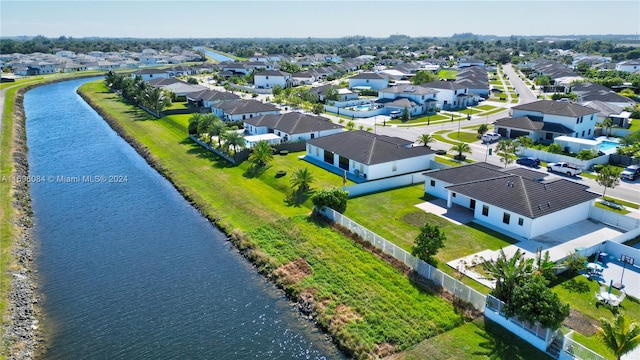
[1,35,639,64]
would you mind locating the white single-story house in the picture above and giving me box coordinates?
[131,68,170,81]
[254,70,292,89]
[305,130,435,181]
[244,112,343,143]
[348,72,389,91]
[424,163,600,239]
[308,84,358,102]
[212,99,281,121]
[187,89,241,109]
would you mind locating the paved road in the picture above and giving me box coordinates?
[502,63,538,104]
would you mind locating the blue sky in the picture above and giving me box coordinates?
[2,1,639,38]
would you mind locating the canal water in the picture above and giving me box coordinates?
[25,78,343,359]
[194,46,236,62]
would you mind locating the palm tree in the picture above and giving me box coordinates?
[248,140,274,167]
[290,167,314,192]
[602,118,614,138]
[223,130,245,154]
[417,133,435,148]
[482,248,535,303]
[188,113,203,135]
[448,142,472,161]
[204,115,225,147]
[598,314,640,360]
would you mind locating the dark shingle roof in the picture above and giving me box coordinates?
[244,112,343,134]
[421,80,468,90]
[187,89,240,102]
[213,99,280,115]
[379,84,439,95]
[306,130,434,165]
[494,116,574,134]
[446,176,599,218]
[425,162,503,183]
[350,72,386,80]
[512,100,598,117]
[255,70,291,77]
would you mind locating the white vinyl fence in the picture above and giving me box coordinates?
[560,332,606,360]
[317,206,487,310]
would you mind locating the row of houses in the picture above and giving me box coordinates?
[0,48,201,75]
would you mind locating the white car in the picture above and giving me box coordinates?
[481,132,501,143]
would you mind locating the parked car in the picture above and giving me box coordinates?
[620,165,640,181]
[516,157,540,167]
[389,110,402,119]
[547,162,582,176]
[481,132,501,143]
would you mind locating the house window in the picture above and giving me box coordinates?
[366,79,370,83]
[307,145,311,153]
[266,76,269,79]
[503,212,510,224]
[323,150,333,164]
[311,133,315,139]
[470,199,476,209]
[392,162,397,172]
[482,205,489,216]
[430,180,435,187]
[315,147,319,156]
[452,192,456,197]
[582,130,585,137]
[338,156,349,171]
[588,129,591,135]
[518,217,524,226]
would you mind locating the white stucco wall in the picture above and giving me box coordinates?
[254,75,288,89]
[349,78,389,90]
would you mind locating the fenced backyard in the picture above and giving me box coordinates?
[317,206,487,311]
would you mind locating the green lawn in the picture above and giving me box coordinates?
[396,319,552,360]
[489,80,503,85]
[447,131,479,143]
[387,113,449,125]
[628,119,640,131]
[551,273,640,359]
[80,81,468,359]
[437,69,457,80]
[475,104,497,111]
[344,184,518,262]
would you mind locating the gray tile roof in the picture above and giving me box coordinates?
[350,72,386,80]
[421,80,469,90]
[446,176,599,218]
[255,70,291,77]
[244,112,343,134]
[306,130,434,165]
[187,89,240,102]
[379,84,439,95]
[512,100,598,117]
[425,162,503,183]
[213,99,280,115]
[494,116,574,134]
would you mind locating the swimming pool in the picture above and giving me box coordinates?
[599,140,619,153]
[355,104,372,111]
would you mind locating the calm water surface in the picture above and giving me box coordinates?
[26,78,343,359]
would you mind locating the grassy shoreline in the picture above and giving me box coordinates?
[78,81,471,359]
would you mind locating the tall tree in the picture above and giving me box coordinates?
[598,314,640,360]
[596,165,622,199]
[411,70,437,85]
[248,140,274,168]
[505,274,570,330]
[290,167,314,193]
[514,136,534,156]
[496,139,516,168]
[601,118,614,138]
[411,223,446,266]
[477,124,489,138]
